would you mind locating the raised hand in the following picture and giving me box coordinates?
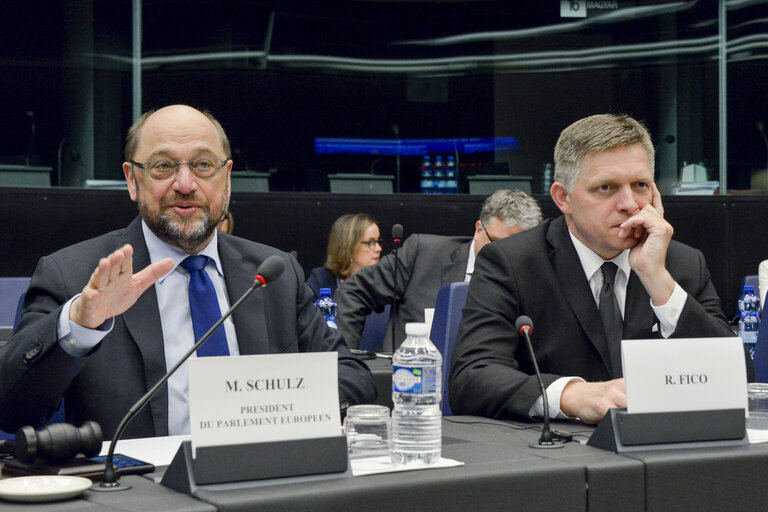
[69,244,174,328]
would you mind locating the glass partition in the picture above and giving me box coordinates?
[1,0,766,194]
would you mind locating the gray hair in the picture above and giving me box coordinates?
[554,114,654,191]
[479,189,542,230]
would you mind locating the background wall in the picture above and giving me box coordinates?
[2,187,765,319]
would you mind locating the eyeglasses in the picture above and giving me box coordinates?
[129,158,229,181]
[360,239,383,249]
[481,221,497,243]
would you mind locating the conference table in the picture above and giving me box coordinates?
[3,415,768,512]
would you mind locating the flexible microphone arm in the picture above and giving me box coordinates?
[515,316,563,449]
[95,255,286,490]
[389,224,403,352]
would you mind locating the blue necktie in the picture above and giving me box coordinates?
[181,255,230,357]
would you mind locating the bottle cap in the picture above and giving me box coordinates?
[405,322,429,336]
[319,288,332,296]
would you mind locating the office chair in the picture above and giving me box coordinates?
[753,313,768,382]
[359,305,391,352]
[0,277,31,327]
[429,281,470,416]
[0,288,65,440]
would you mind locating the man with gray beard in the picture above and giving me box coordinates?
[0,105,376,439]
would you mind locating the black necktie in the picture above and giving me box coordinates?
[181,255,230,357]
[599,262,623,378]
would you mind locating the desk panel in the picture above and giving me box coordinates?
[4,417,768,512]
[0,475,215,512]
[194,421,587,512]
[627,443,768,512]
[443,417,645,512]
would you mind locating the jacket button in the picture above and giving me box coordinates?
[23,343,43,363]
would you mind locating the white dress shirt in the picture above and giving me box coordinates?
[529,229,688,420]
[465,239,477,282]
[58,220,239,435]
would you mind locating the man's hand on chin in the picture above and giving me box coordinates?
[620,183,675,306]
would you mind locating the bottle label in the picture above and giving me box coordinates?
[392,366,439,394]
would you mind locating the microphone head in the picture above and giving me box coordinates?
[515,315,533,334]
[256,255,286,284]
[757,121,765,132]
[392,224,403,240]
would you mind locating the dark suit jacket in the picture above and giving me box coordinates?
[336,234,471,349]
[0,217,376,438]
[449,216,751,421]
[306,267,338,300]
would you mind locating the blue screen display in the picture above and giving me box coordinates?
[314,136,519,156]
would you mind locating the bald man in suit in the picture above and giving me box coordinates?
[0,105,375,438]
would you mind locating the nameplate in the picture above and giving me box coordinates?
[622,337,747,414]
[189,352,341,454]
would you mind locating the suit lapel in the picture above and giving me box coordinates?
[120,217,169,437]
[218,237,270,355]
[441,241,471,286]
[547,217,613,374]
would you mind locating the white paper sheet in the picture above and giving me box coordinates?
[350,456,463,477]
[99,435,189,467]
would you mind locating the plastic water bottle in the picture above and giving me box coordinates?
[432,156,445,194]
[542,163,553,193]
[739,285,760,357]
[419,156,433,194]
[445,156,458,194]
[314,288,337,329]
[391,322,442,465]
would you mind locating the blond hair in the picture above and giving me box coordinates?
[324,213,377,279]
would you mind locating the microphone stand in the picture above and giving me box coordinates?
[389,226,403,353]
[93,277,267,491]
[519,325,564,450]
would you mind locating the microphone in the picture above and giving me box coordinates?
[391,224,403,246]
[92,255,286,491]
[388,224,404,352]
[514,316,565,450]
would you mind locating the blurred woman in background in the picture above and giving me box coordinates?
[306,213,382,299]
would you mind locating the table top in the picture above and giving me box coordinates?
[3,416,768,512]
